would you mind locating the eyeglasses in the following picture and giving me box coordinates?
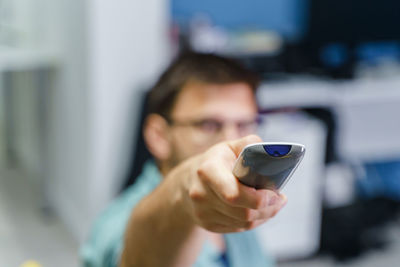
[166,117,262,144]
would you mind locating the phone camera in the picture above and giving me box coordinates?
[263,145,291,157]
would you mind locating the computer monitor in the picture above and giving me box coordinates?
[305,0,400,46]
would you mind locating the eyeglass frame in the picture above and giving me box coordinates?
[164,116,263,143]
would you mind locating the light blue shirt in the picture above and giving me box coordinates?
[81,161,274,267]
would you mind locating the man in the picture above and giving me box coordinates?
[82,52,287,267]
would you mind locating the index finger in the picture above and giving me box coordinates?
[226,135,262,158]
[198,159,268,209]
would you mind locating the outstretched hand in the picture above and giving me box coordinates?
[170,135,287,233]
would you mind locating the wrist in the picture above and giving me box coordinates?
[163,165,196,230]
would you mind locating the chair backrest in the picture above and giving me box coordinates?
[120,90,153,192]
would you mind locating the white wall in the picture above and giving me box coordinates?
[43,0,92,243]
[4,0,171,243]
[40,0,170,242]
[85,1,170,234]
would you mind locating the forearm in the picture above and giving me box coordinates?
[120,136,287,266]
[120,168,205,267]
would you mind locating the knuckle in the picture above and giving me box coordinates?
[253,198,263,209]
[241,208,254,222]
[189,188,206,203]
[254,195,266,209]
[196,162,212,182]
[224,193,240,205]
[196,166,205,178]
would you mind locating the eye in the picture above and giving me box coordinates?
[237,119,260,133]
[195,119,222,133]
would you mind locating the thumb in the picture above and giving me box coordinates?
[226,135,262,157]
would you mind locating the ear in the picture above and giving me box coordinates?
[143,114,171,161]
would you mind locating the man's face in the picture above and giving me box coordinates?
[165,81,258,168]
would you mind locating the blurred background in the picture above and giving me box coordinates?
[1,0,400,266]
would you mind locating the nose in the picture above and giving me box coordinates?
[221,123,242,141]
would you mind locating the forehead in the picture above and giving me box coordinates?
[171,81,257,120]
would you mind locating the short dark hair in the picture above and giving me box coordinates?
[147,52,260,119]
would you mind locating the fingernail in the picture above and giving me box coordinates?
[268,195,278,206]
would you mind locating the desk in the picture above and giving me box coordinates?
[257,77,400,162]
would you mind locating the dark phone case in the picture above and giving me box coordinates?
[233,143,305,191]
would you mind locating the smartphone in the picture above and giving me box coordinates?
[233,142,305,191]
